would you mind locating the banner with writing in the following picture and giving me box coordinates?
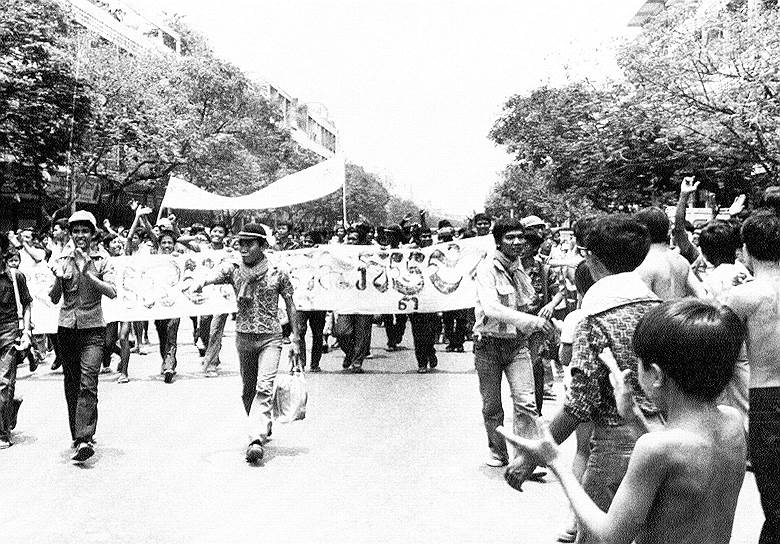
[271,236,492,314]
[21,237,493,332]
[24,252,238,333]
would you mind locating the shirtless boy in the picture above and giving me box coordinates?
[634,207,704,300]
[725,210,780,543]
[499,299,747,544]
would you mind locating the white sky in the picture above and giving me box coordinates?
[129,0,646,218]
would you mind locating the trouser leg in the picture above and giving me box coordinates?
[529,331,545,415]
[154,320,168,363]
[103,322,118,368]
[296,312,310,368]
[164,319,179,372]
[409,314,427,366]
[117,322,131,376]
[351,314,373,369]
[59,327,80,441]
[504,345,539,439]
[451,309,467,349]
[336,315,355,367]
[474,338,508,460]
[750,388,780,544]
[204,313,227,368]
[238,333,283,444]
[0,339,18,438]
[309,311,326,368]
[237,339,260,416]
[199,315,213,350]
[74,328,104,444]
[382,314,395,347]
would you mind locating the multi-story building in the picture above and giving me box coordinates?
[260,80,339,159]
[61,0,182,56]
[630,0,774,25]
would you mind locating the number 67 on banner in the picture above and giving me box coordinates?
[398,297,419,311]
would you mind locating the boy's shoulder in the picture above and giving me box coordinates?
[725,277,776,316]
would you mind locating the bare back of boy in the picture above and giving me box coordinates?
[636,245,694,300]
[726,277,780,388]
[619,407,745,544]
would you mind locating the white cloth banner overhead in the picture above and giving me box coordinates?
[160,156,345,210]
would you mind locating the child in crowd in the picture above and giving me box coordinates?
[725,210,780,543]
[500,299,748,544]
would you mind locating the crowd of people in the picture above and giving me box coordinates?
[0,178,778,543]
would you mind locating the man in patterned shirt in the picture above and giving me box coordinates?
[193,223,300,464]
[505,215,661,513]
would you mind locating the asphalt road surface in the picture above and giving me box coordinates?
[2,321,763,544]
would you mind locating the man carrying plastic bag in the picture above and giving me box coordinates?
[192,223,301,464]
[273,366,307,423]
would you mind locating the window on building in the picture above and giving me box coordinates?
[163,32,176,51]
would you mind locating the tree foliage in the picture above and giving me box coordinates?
[0,0,90,196]
[490,2,780,217]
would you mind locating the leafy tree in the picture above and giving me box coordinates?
[485,164,596,223]
[0,0,90,202]
[617,1,780,201]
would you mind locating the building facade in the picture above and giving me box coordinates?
[62,0,182,55]
[630,0,775,25]
[261,80,339,159]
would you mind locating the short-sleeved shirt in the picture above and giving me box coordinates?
[215,259,294,335]
[55,252,115,329]
[473,251,536,339]
[564,300,661,426]
[0,269,33,328]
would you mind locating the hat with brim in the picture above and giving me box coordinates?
[520,215,547,229]
[237,223,270,240]
[68,210,97,231]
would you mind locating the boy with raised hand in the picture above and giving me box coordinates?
[725,210,780,543]
[499,299,748,544]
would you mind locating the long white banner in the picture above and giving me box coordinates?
[25,252,238,334]
[270,236,492,314]
[23,237,494,333]
[161,156,345,211]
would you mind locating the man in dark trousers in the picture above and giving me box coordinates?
[49,211,117,464]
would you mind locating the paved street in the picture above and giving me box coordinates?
[2,321,763,544]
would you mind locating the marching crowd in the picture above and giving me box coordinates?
[1,177,779,543]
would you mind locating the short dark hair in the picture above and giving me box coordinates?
[303,231,322,245]
[634,207,670,244]
[53,218,69,231]
[742,210,780,262]
[572,215,600,246]
[633,299,746,402]
[474,212,491,224]
[585,215,650,274]
[210,221,228,234]
[492,218,524,246]
[438,219,452,229]
[699,220,740,266]
[758,186,780,215]
[278,221,293,231]
[159,230,178,243]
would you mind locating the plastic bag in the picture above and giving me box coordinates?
[272,370,307,423]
